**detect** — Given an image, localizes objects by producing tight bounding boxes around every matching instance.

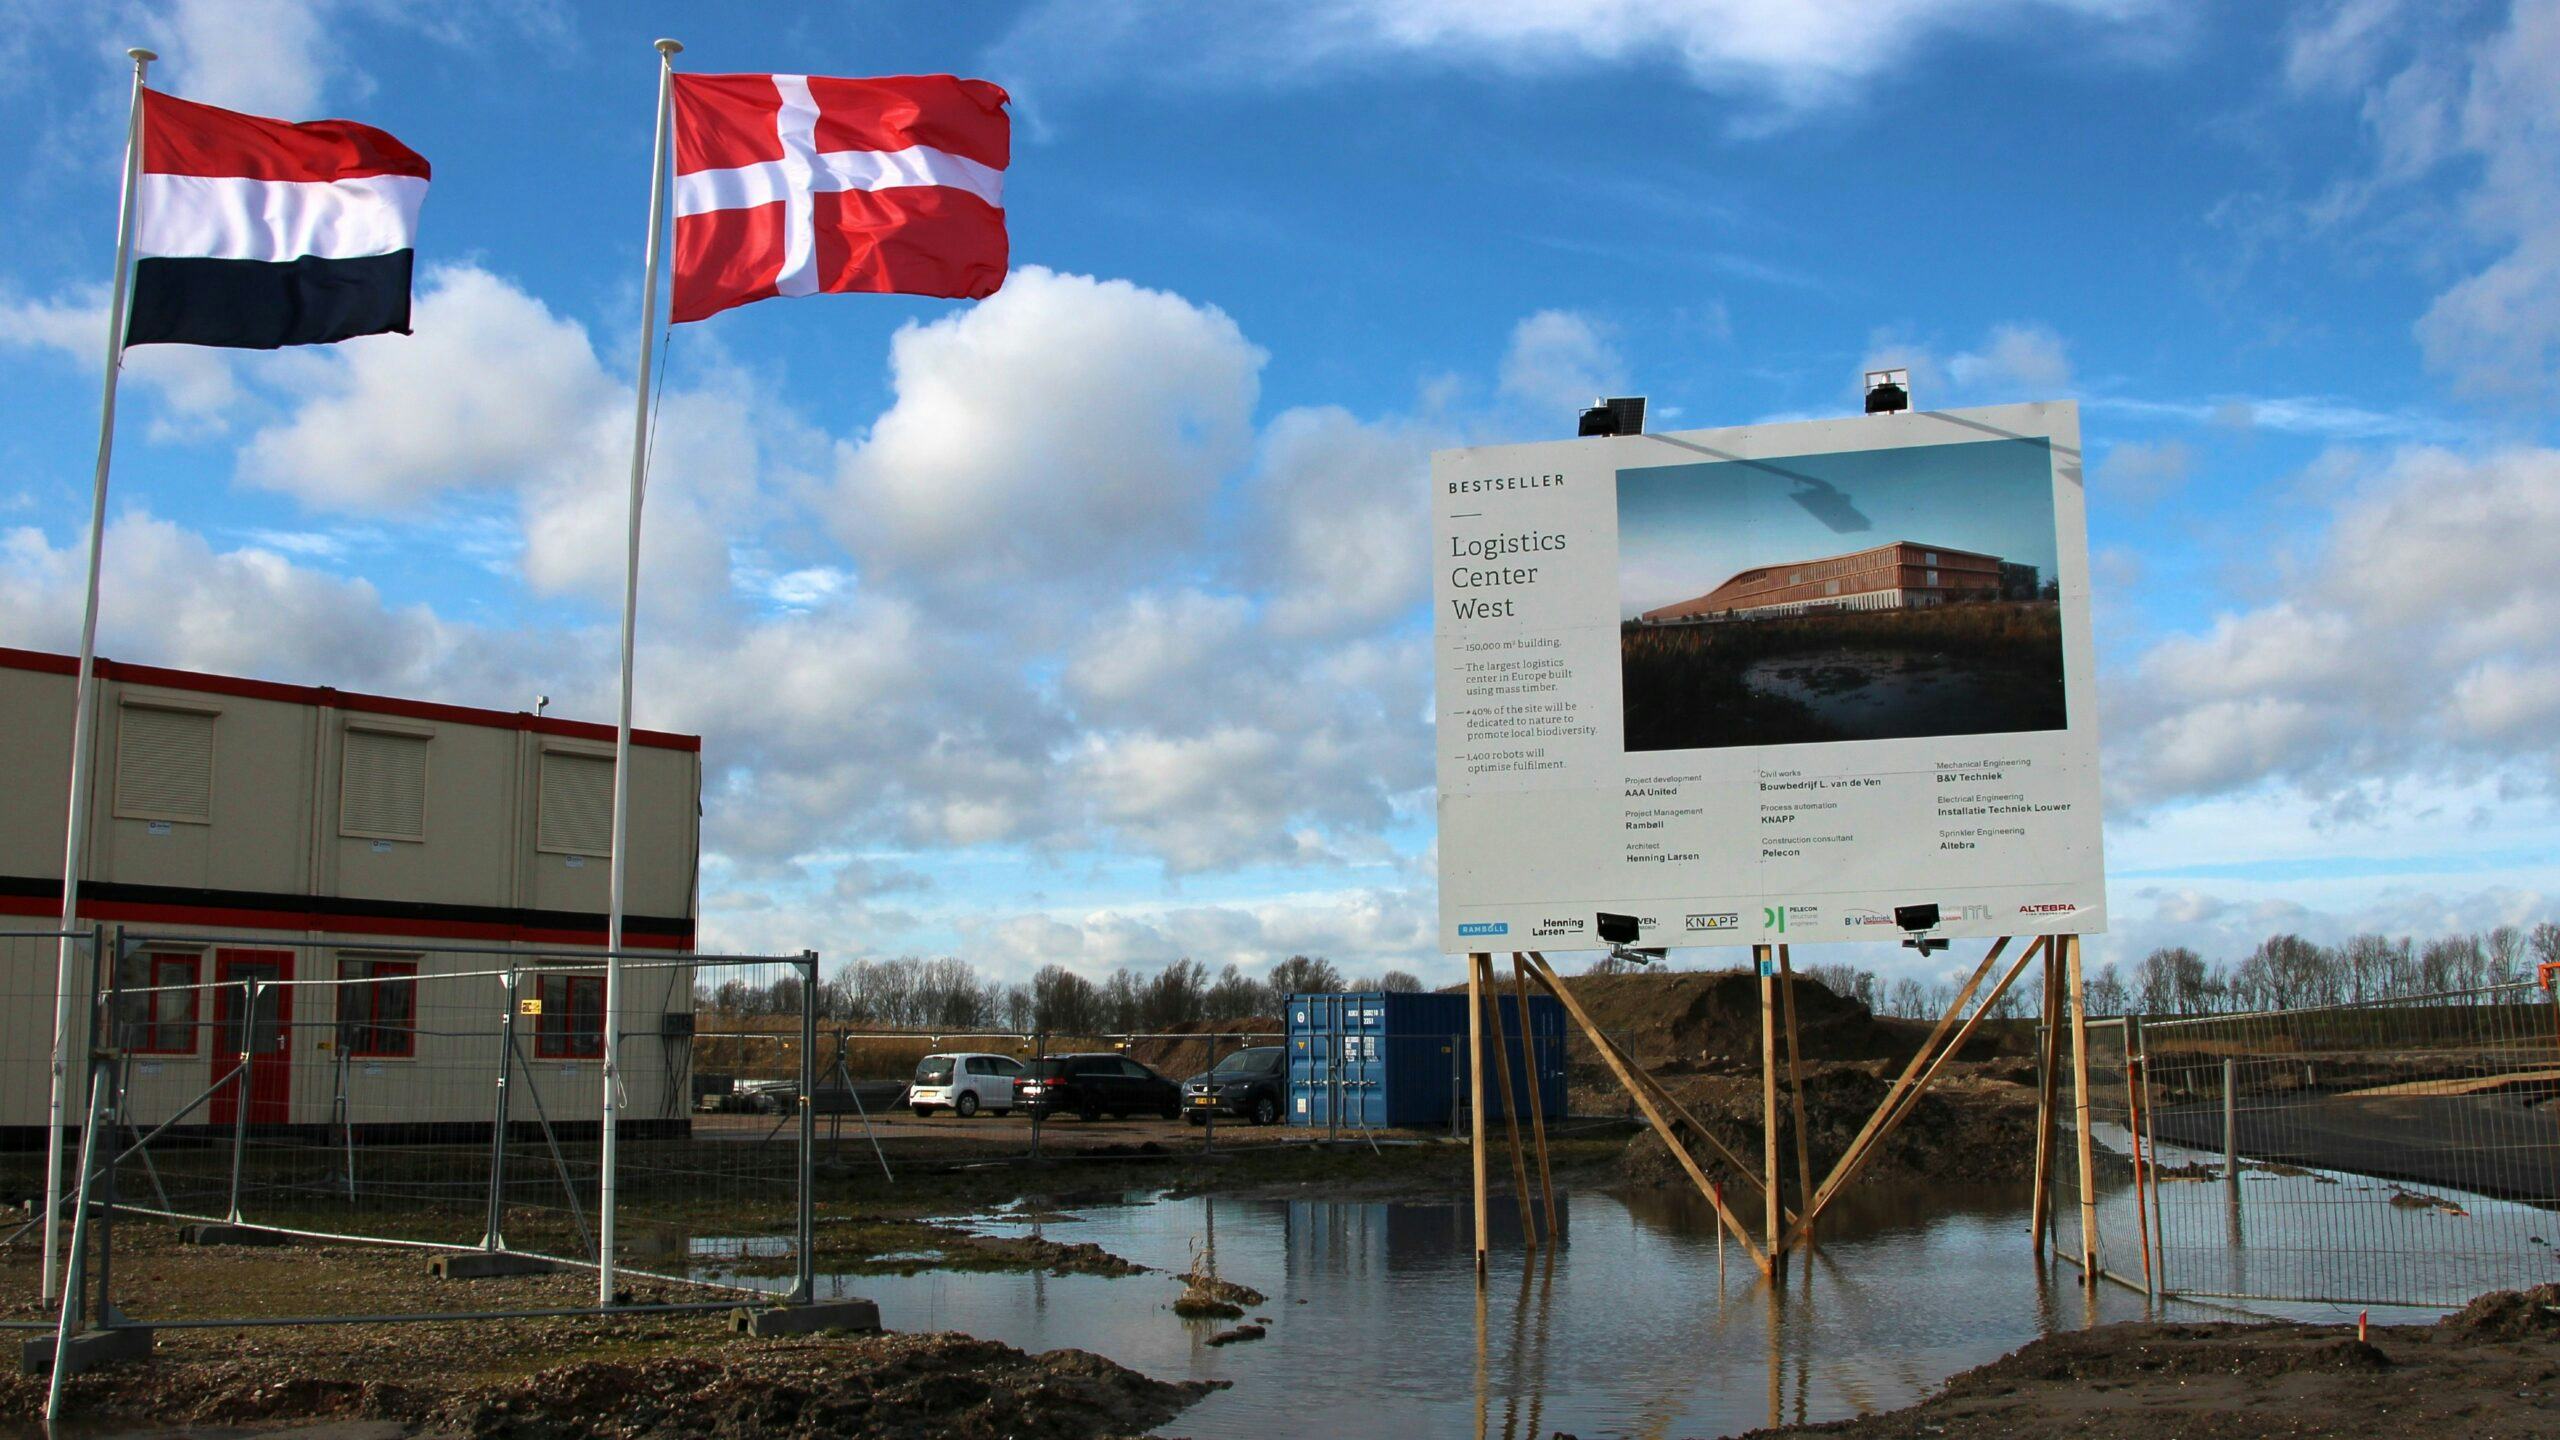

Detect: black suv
[1183,1046,1286,1126]
[1016,1054,1182,1121]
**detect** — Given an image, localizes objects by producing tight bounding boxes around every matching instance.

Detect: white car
[908,1051,1025,1118]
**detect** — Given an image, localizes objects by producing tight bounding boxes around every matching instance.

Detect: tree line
[699,922,2556,1034]
[699,953,1419,1035]
[1798,922,2560,1022]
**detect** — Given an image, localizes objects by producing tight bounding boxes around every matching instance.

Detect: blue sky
[2,1,2555,987]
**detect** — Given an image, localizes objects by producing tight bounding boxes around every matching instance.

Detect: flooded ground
[1740,648,2065,741]
[691,1160,2515,1440]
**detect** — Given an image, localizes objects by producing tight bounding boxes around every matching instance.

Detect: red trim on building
[0,892,694,951]
[0,645,700,753]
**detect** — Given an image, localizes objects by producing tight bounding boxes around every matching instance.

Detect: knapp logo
[1686,912,1740,932]
[1458,921,1510,937]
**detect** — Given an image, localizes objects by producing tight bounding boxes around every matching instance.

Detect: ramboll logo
[1458,921,1510,937]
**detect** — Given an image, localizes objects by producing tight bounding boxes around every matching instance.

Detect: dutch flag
[127,89,429,350]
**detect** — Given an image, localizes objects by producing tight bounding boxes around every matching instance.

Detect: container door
[210,948,294,1127]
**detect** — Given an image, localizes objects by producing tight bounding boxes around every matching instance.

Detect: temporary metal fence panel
[66,931,818,1332]
[2045,1015,2147,1295]
[2139,983,2560,1309]
[2,925,101,1317]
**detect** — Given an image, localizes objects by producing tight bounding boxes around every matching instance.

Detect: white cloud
[2109,444,2560,809]
[2094,438,2192,503]
[144,0,349,119]
[1243,406,1436,637]
[0,286,242,437]
[998,0,2167,120]
[830,267,1262,601]
[1947,321,2073,396]
[959,883,1437,979]
[1497,310,1623,412]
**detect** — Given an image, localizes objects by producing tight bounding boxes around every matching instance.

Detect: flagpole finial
[655,38,683,56]
[127,47,156,63]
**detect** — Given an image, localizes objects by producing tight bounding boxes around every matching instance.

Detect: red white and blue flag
[669,73,1009,323]
[127,89,429,349]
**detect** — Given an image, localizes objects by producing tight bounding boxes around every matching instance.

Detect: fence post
[482,969,520,1251]
[224,978,257,1224]
[45,1066,112,1423]
[796,952,817,1306]
[2222,1055,2239,1200]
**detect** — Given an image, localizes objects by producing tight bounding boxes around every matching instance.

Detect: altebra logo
[2018,903,2078,916]
[1686,912,1740,932]
[1458,921,1510,937]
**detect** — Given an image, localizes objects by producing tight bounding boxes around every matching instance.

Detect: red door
[210,949,294,1127]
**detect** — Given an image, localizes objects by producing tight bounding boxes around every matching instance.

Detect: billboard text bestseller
[1433,402,2104,953]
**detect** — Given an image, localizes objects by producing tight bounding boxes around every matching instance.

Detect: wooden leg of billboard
[1511,954,1559,1239]
[1479,953,1538,1249]
[1776,944,1815,1234]
[2029,943,2062,1258]
[1798,937,2013,1224]
[1469,951,1489,1280]
[2066,934,2099,1290]
[1523,952,1769,1274]
[1758,946,1782,1265]
[1785,937,2047,1248]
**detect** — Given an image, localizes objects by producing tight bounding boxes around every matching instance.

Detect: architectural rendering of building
[1638,540,2005,622]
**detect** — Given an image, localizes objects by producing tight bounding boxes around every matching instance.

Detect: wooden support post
[1510,955,1559,1240]
[1479,954,1538,1249]
[2066,934,2098,1289]
[1786,936,2047,1246]
[1776,944,1814,1229]
[1469,950,1489,1279]
[2125,1043,2154,1296]
[2029,942,2062,1257]
[1758,944,1781,1264]
[1800,937,2013,1218]
[1523,952,1769,1273]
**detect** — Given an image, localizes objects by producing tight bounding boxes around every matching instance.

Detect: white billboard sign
[1434,401,2103,953]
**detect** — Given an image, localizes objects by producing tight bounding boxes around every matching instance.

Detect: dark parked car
[1016,1053,1182,1121]
[1183,1046,1285,1126]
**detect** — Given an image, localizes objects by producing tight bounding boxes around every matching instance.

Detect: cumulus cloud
[0,287,241,437]
[831,267,1262,601]
[1242,406,1436,638]
[1947,322,2074,397]
[2095,438,2193,503]
[959,882,1436,978]
[2110,445,2560,809]
[1498,310,1624,413]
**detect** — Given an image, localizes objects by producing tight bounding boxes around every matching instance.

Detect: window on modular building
[114,701,215,823]
[538,751,614,856]
[1925,551,1938,565]
[341,725,429,842]
[338,956,420,1057]
[124,952,201,1054]
[1825,580,1840,596]
[536,972,607,1058]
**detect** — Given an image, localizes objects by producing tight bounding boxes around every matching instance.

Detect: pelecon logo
[2018,903,2079,916]
[1458,921,1510,937]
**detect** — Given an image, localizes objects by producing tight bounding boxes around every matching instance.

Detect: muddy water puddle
[695,1176,2441,1439]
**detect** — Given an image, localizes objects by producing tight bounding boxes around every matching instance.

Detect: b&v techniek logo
[2018,903,2079,916]
[1458,921,1510,937]
[1686,911,1740,932]
[1843,909,1898,928]
[1531,916,1588,938]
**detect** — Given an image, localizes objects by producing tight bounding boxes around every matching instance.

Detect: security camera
[1597,912,1640,945]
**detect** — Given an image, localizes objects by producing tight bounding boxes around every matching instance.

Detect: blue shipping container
[1284,991,1566,1129]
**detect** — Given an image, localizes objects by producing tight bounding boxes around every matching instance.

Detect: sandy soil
[1738,1285,2560,1440]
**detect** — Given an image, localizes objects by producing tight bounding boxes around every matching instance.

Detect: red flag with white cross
[668,72,1009,324]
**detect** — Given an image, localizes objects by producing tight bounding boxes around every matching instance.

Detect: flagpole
[43,45,155,1305]
[599,35,681,1307]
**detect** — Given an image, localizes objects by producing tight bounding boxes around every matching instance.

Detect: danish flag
[669,72,1010,324]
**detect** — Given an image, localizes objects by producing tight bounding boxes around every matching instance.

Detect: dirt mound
[433,1338,1218,1440]
[2441,1282,2560,1342]
[1615,1060,2040,1190]
[1962,1323,2392,1386]
[1531,968,2024,1072]
[1129,1017,1279,1073]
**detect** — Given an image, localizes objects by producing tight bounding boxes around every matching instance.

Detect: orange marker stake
[2358,1311,2369,1343]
